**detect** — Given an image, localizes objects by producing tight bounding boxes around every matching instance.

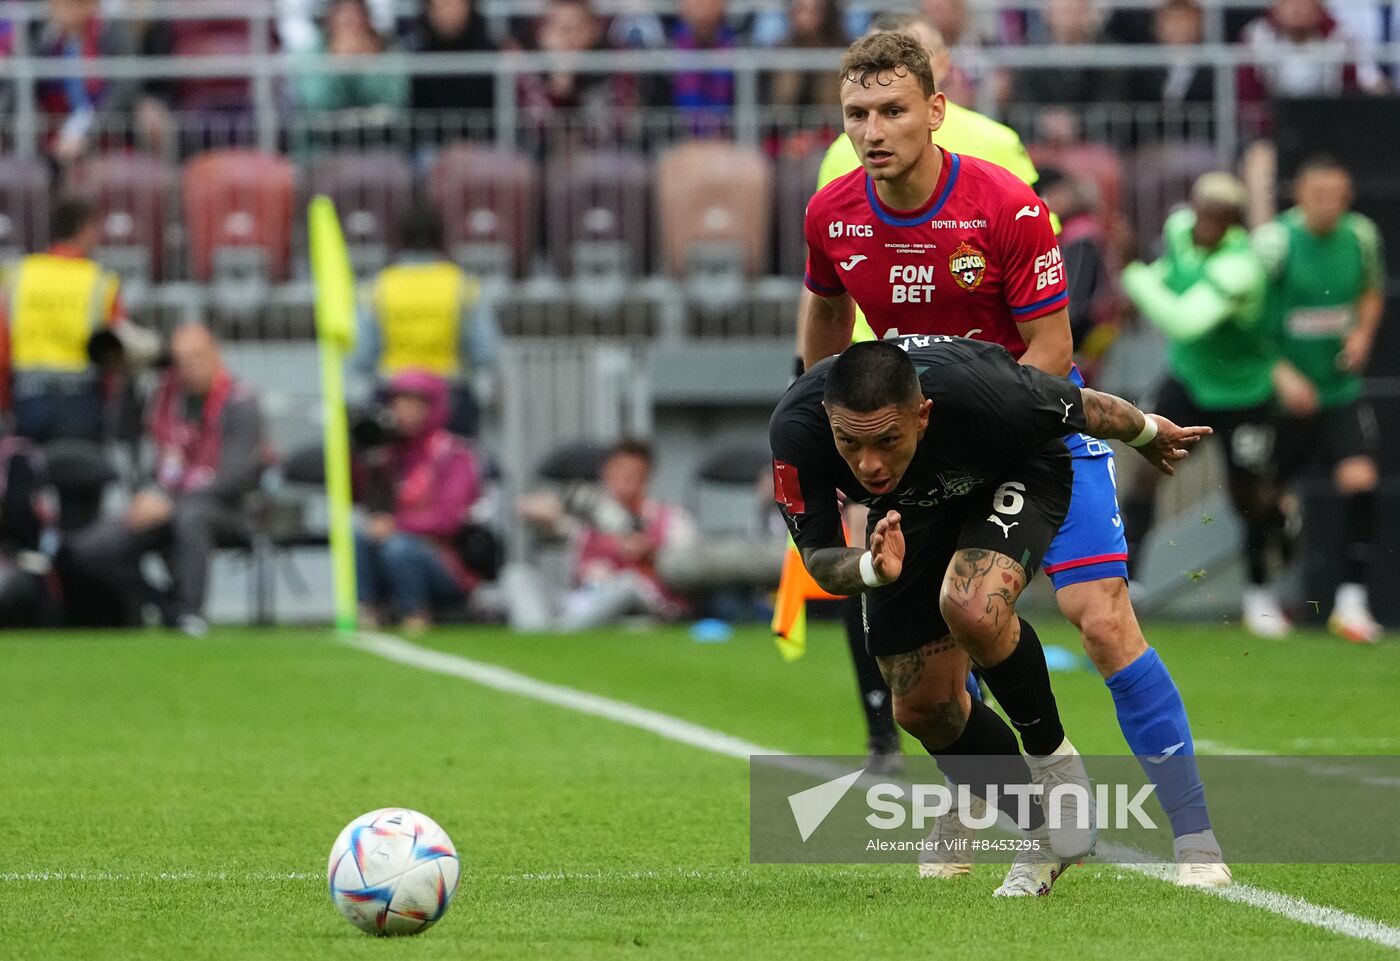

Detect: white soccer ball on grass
[327,807,460,936]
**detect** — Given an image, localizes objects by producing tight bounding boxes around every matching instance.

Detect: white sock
[1335,582,1370,615]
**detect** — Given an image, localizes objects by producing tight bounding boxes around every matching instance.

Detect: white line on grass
[0,871,320,882]
[346,631,1400,953]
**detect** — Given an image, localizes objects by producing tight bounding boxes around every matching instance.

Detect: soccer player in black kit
[770,338,1209,897]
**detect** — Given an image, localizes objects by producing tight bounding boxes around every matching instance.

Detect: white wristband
[859,551,887,588]
[1127,414,1159,448]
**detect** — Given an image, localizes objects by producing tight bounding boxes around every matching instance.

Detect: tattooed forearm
[800,546,871,596]
[1080,388,1148,442]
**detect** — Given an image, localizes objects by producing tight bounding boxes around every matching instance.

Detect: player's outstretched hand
[1137,414,1213,476]
[868,511,905,583]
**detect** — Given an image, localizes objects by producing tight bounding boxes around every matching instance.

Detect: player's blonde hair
[839,30,938,99]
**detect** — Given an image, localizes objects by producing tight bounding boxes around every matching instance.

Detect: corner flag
[309,196,358,634]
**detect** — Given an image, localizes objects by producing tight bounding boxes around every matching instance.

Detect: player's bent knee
[937,589,1000,646]
[892,693,967,750]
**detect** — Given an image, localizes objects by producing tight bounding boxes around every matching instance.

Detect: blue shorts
[1042,436,1129,590]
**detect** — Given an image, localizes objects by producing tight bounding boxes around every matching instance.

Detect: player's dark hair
[823,342,922,413]
[1296,153,1350,182]
[50,196,96,243]
[840,30,938,99]
[401,203,444,253]
[610,438,653,467]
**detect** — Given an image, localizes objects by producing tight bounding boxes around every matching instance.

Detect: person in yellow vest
[355,204,501,438]
[0,197,154,443]
[785,11,1045,775]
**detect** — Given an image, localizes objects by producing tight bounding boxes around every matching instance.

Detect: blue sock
[1105,647,1211,838]
[965,670,983,702]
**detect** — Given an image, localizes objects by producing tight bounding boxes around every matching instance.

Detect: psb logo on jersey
[949,241,987,291]
[828,220,873,239]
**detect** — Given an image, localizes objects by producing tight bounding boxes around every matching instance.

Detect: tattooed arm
[1080,387,1214,476]
[800,511,906,595]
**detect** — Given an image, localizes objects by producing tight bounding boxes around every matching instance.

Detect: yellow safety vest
[372,261,480,378]
[7,254,119,373]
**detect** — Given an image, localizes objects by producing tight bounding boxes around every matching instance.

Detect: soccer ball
[327,808,460,936]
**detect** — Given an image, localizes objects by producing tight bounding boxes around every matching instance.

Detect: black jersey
[769,336,1089,551]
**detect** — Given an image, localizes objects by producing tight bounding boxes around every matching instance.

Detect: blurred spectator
[1012,0,1128,108]
[33,0,142,165]
[1118,173,1286,638]
[1036,166,1121,359]
[294,0,408,115]
[0,198,158,443]
[1253,157,1385,642]
[920,0,995,106]
[408,0,496,117]
[278,0,397,53]
[606,0,666,49]
[659,0,739,122]
[66,323,268,636]
[1128,0,1213,107]
[1241,0,1386,105]
[765,0,848,110]
[355,204,500,440]
[516,440,697,631]
[519,0,636,137]
[1239,0,1387,223]
[355,370,489,633]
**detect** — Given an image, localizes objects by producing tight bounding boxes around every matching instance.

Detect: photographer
[517,439,696,631]
[353,369,489,633]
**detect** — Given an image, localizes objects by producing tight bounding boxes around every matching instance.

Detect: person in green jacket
[1119,172,1288,638]
[1253,156,1385,644]
[294,0,409,115]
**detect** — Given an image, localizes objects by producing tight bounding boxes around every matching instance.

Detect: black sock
[844,597,897,746]
[1244,509,1283,586]
[976,618,1066,757]
[933,699,1044,830]
[1343,490,1375,585]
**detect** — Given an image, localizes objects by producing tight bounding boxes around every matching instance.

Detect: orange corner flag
[771,536,842,661]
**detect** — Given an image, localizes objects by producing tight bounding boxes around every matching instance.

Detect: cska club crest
[949,241,987,291]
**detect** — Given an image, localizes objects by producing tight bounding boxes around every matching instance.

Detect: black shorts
[1276,399,1380,482]
[862,452,1072,658]
[1146,377,1276,481]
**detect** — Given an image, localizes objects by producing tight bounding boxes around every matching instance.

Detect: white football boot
[1174,829,1233,888]
[1025,738,1097,861]
[916,789,986,879]
[994,826,1074,897]
[1243,587,1290,639]
[1329,583,1382,645]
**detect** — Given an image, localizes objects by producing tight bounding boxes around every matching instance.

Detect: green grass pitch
[3,621,1399,959]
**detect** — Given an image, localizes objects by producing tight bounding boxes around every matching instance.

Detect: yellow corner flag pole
[309,196,358,634]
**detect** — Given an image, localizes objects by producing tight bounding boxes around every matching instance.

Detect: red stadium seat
[0,156,52,259]
[544,149,650,279]
[655,142,772,278]
[426,145,538,279]
[306,151,415,275]
[73,153,178,285]
[182,149,296,283]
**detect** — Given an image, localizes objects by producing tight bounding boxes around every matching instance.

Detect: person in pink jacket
[355,369,483,632]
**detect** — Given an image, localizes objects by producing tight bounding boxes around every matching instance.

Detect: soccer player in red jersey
[791,30,1230,887]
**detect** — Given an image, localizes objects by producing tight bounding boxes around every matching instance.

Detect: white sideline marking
[348,631,1400,952]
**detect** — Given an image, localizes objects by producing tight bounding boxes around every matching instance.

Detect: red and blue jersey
[803,148,1069,359]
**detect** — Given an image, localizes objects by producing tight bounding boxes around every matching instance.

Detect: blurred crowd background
[0,0,1395,636]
